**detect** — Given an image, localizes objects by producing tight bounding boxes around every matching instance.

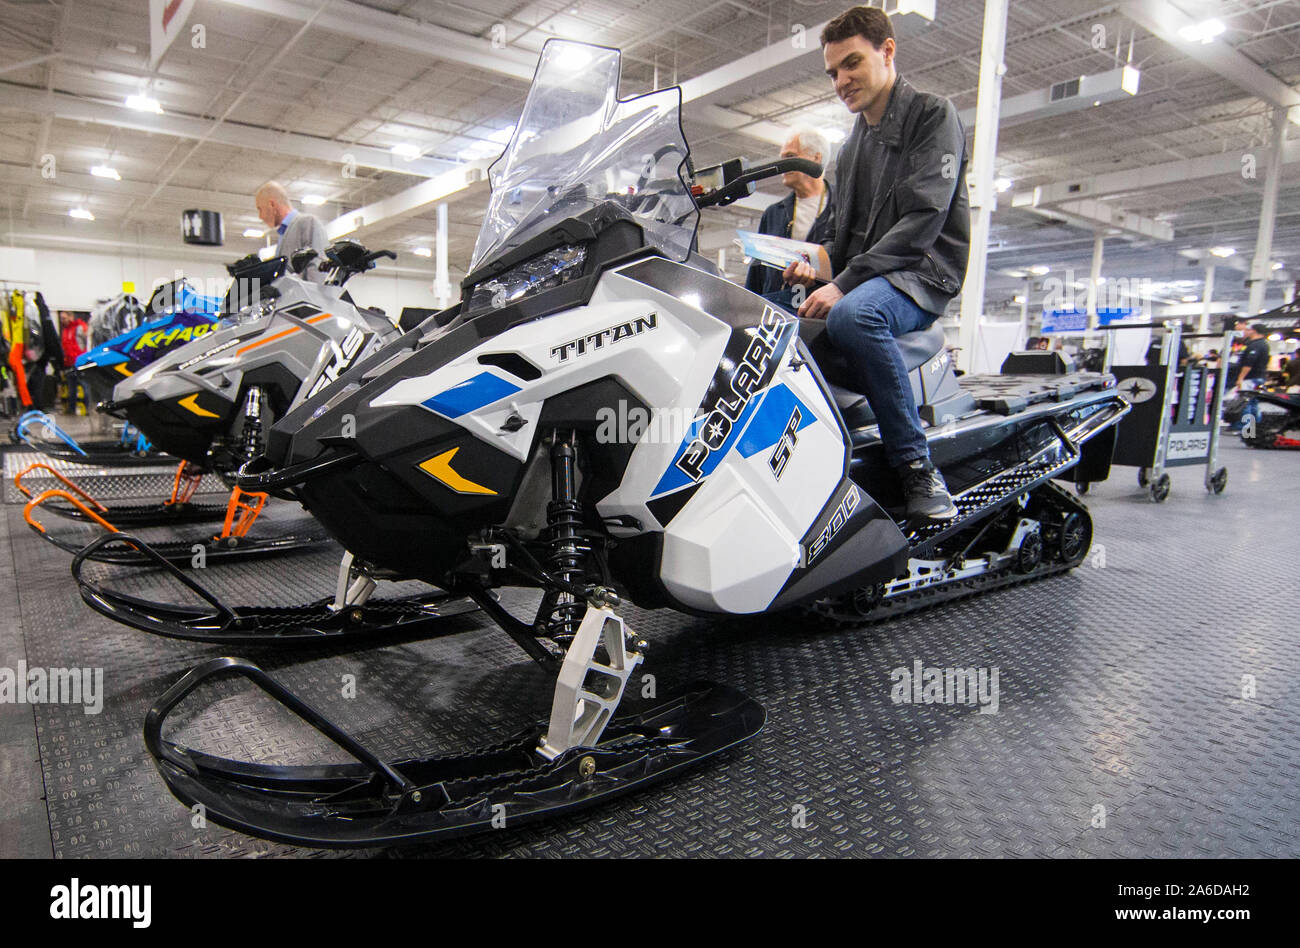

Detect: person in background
[745,129,835,298]
[1235,323,1271,391]
[779,5,971,521]
[1281,349,1300,391]
[255,181,330,283]
[59,310,90,415]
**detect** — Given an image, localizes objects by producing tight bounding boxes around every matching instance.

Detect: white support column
[957,0,1010,372]
[1019,277,1030,342]
[1199,263,1216,334]
[1248,108,1288,314]
[1086,234,1104,328]
[1286,281,1296,305]
[435,202,450,309]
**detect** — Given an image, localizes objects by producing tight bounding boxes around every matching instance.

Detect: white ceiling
[3,0,1300,313]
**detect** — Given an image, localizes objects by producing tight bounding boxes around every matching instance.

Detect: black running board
[144,658,765,848]
[811,481,1092,626]
[43,526,329,564]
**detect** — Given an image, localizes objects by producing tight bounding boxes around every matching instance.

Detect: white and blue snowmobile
[140,41,1128,846]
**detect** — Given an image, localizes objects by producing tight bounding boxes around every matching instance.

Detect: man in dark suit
[782,5,970,520]
[744,129,834,297]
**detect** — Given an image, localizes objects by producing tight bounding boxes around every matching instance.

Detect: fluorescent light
[1210,246,1236,258]
[1178,19,1225,45]
[125,94,163,114]
[1013,294,1025,303]
[995,177,1013,193]
[412,246,432,258]
[1029,264,1051,276]
[1092,100,1102,107]
[69,207,94,221]
[301,194,326,206]
[1182,295,1199,303]
[1269,333,1283,342]
[242,228,264,238]
[90,165,120,180]
[391,143,421,161]
[1121,65,1141,96]
[1272,261,1284,271]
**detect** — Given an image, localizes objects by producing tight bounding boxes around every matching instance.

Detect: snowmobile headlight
[464,244,587,318]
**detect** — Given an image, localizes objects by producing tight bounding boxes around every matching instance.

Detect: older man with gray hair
[744,127,835,297]
[255,181,330,283]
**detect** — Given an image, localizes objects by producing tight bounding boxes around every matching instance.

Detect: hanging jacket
[36,291,63,370]
[5,291,31,405]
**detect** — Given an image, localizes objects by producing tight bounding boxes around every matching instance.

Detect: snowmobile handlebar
[693,157,823,209]
[321,243,397,286]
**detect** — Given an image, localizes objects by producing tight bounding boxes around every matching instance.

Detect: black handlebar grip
[773,157,822,178]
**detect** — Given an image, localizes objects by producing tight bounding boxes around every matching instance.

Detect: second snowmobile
[1241,387,1300,448]
[143,41,1128,847]
[24,242,401,564]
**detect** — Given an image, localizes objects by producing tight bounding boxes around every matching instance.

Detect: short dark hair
[821,6,895,48]
[1251,323,1268,335]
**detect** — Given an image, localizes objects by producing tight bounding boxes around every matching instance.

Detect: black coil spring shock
[540,430,590,640]
[240,386,265,462]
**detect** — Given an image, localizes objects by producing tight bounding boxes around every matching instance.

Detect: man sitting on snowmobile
[779,5,969,521]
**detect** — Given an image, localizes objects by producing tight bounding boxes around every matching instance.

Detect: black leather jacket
[822,76,970,315]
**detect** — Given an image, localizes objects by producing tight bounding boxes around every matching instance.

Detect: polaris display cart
[1093,320,1235,501]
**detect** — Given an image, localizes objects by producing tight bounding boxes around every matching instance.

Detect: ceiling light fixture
[412,246,433,257]
[301,194,327,206]
[1178,19,1225,45]
[69,207,94,221]
[1029,264,1051,276]
[90,165,121,180]
[995,177,1013,193]
[391,143,421,161]
[125,94,163,114]
[1209,246,1236,258]
[242,228,265,238]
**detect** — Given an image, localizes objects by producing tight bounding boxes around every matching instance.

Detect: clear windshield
[469,41,698,273]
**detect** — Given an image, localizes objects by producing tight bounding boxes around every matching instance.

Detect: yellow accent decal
[417,447,497,496]
[178,393,219,418]
[114,364,133,377]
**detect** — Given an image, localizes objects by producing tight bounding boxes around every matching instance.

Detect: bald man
[255,181,329,283]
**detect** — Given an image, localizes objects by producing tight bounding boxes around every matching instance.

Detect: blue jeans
[766,278,936,467]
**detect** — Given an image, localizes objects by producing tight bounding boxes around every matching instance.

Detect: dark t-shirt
[1238,338,1270,381]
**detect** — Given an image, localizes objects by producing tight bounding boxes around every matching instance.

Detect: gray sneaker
[897,459,958,521]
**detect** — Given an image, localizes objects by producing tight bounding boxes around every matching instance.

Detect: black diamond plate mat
[3,440,1299,858]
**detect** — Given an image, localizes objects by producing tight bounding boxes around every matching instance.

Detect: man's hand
[798,282,843,320]
[783,260,818,287]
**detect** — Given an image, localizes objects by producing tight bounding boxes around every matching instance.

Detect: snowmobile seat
[798,320,973,430]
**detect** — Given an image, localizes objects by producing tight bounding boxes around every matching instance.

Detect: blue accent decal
[736,383,816,458]
[421,371,521,418]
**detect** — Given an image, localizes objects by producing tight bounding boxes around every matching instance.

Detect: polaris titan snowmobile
[25,243,398,565]
[142,41,1128,847]
[1241,387,1300,448]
